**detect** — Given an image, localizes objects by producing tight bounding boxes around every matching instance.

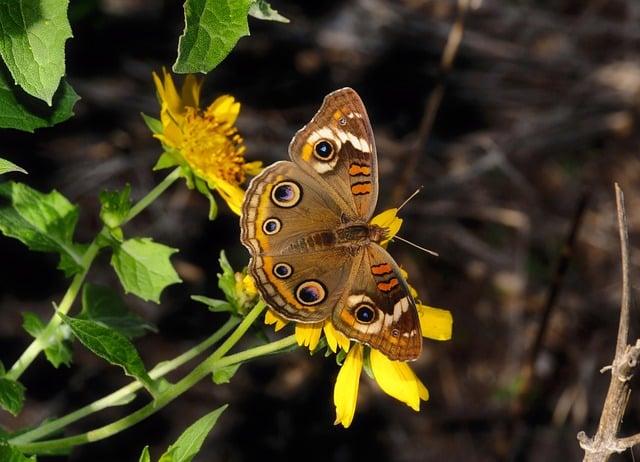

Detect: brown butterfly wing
[332,243,422,361]
[288,88,378,221]
[241,161,352,322]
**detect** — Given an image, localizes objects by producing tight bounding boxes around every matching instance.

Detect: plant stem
[14,304,297,455]
[10,316,240,445]
[5,168,181,382]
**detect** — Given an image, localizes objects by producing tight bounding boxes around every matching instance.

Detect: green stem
[10,316,240,446]
[5,168,182,382]
[15,304,294,455]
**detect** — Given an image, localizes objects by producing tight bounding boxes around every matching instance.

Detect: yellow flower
[151,69,262,215]
[260,201,452,426]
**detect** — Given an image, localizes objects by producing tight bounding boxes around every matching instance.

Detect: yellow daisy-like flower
[262,208,453,427]
[151,69,261,215]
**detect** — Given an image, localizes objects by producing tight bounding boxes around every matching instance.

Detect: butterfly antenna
[397,186,424,212]
[393,235,439,257]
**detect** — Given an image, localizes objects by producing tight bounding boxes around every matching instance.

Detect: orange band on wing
[371,263,393,276]
[377,278,399,292]
[348,163,371,176]
[351,182,372,195]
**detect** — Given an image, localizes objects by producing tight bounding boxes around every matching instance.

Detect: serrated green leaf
[0,158,27,175]
[80,283,155,339]
[249,0,289,22]
[153,152,181,171]
[141,112,162,134]
[110,237,182,303]
[22,311,72,368]
[0,441,36,462]
[0,69,79,132]
[212,363,240,384]
[0,1,73,104]
[190,295,232,313]
[160,405,227,462]
[0,377,25,416]
[0,182,84,277]
[99,185,132,229]
[138,446,151,462]
[173,0,251,74]
[60,314,158,397]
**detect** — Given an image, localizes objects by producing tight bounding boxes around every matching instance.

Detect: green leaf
[0,377,25,416]
[248,0,289,22]
[0,0,72,104]
[194,177,217,220]
[0,182,84,277]
[141,113,162,134]
[80,283,155,339]
[22,311,72,368]
[0,158,27,175]
[190,295,232,313]
[217,251,237,309]
[0,441,36,462]
[159,405,228,462]
[212,364,240,384]
[110,238,182,303]
[60,314,158,397]
[138,446,151,462]
[0,69,79,132]
[153,152,181,171]
[173,0,251,74]
[99,185,132,229]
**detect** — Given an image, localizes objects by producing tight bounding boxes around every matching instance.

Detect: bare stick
[577,183,640,461]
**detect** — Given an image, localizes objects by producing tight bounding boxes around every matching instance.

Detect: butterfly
[240,88,421,361]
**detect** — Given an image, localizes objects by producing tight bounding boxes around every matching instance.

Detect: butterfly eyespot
[354,304,376,324]
[271,181,302,208]
[262,218,281,235]
[338,117,347,126]
[313,140,335,161]
[295,280,327,306]
[391,329,400,337]
[273,263,292,279]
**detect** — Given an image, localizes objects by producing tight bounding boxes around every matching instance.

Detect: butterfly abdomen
[282,231,337,253]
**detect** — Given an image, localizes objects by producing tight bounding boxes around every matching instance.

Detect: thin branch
[578,183,640,462]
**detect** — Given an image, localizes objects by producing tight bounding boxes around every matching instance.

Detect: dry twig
[577,184,640,461]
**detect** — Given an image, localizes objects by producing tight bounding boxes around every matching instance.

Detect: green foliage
[248,0,289,22]
[141,113,163,135]
[139,446,151,462]
[212,364,240,384]
[0,72,79,132]
[0,441,36,462]
[158,405,228,462]
[173,0,251,74]
[80,283,155,339]
[194,177,218,220]
[110,237,182,303]
[217,251,239,310]
[22,311,72,368]
[0,158,26,175]
[0,362,26,416]
[60,314,159,397]
[191,295,232,313]
[0,0,72,105]
[99,185,132,232]
[0,182,84,277]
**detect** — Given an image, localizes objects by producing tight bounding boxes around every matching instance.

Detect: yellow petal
[334,344,363,428]
[295,322,323,351]
[418,305,453,341]
[264,310,288,332]
[398,268,419,299]
[243,161,263,176]
[181,74,203,109]
[323,321,351,353]
[370,208,403,246]
[242,274,258,297]
[209,95,240,127]
[160,68,185,122]
[370,349,428,411]
[214,180,246,216]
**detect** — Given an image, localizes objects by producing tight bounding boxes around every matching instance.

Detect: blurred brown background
[2,0,640,460]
